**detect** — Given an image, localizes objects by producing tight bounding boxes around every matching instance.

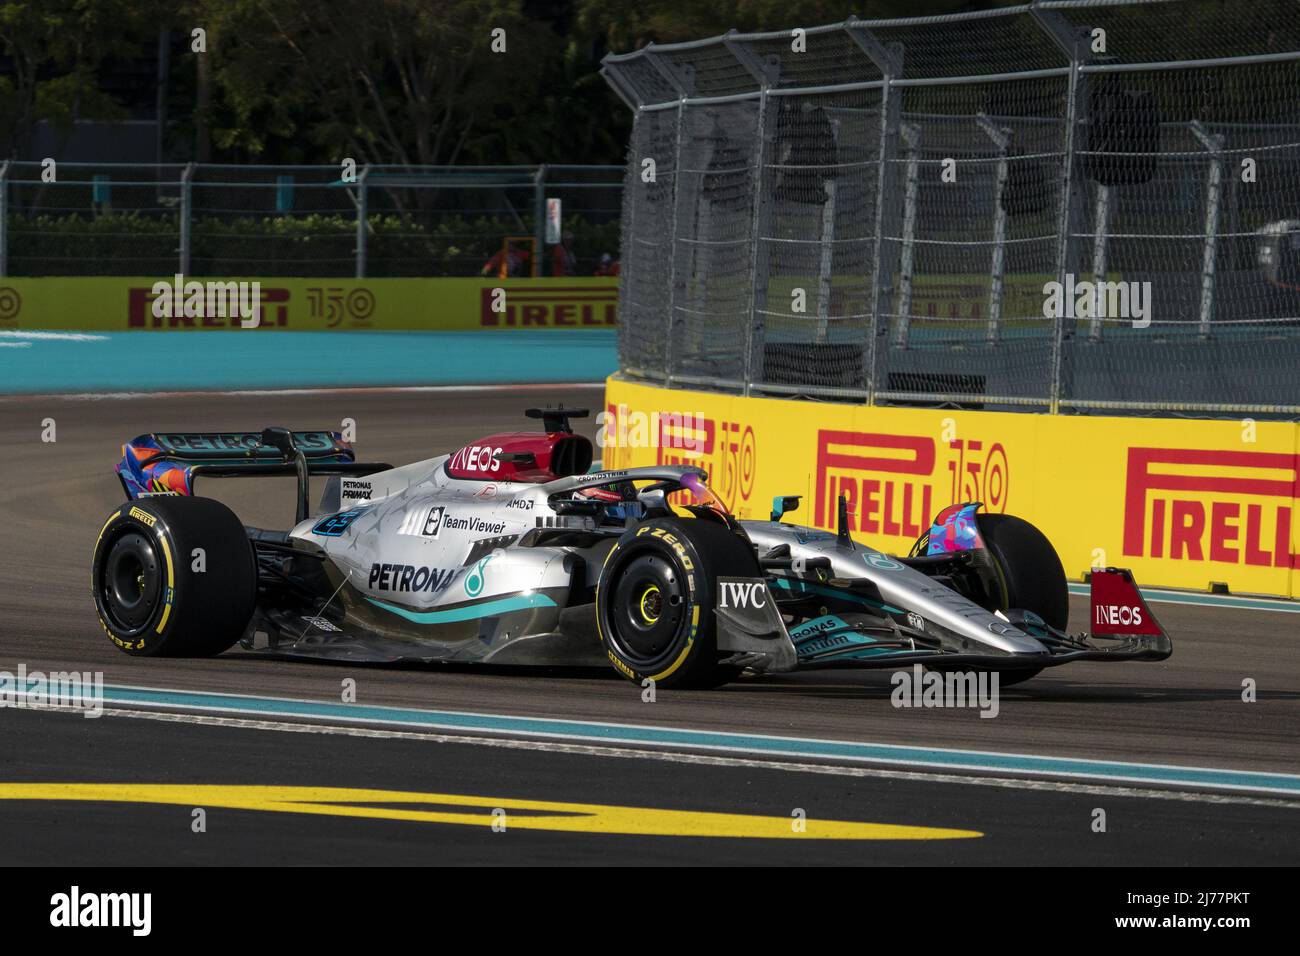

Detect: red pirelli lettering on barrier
[1123,447,1300,567]
[480,286,617,327]
[814,430,1010,539]
[601,409,1011,531]
[815,431,935,538]
[128,287,289,328]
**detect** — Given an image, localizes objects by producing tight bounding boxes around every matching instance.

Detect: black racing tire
[596,517,758,689]
[92,496,257,657]
[976,513,1069,631]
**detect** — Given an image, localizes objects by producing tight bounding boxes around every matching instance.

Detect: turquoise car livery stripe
[366,592,557,624]
[772,576,904,614]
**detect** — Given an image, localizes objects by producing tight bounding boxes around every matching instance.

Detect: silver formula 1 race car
[92,407,1171,688]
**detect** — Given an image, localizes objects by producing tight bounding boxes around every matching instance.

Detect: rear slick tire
[92,496,257,657]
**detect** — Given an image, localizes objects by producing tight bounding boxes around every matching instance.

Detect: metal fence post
[867,74,902,404]
[533,163,548,278]
[727,38,777,396]
[892,123,920,349]
[590,62,646,377]
[643,51,692,386]
[743,96,778,392]
[179,162,195,276]
[1047,60,1081,413]
[1190,121,1224,338]
[815,176,837,345]
[0,161,8,278]
[659,97,689,386]
[865,76,896,404]
[614,113,640,376]
[1033,7,1084,415]
[849,23,904,404]
[1088,182,1111,341]
[978,115,1011,344]
[355,164,370,279]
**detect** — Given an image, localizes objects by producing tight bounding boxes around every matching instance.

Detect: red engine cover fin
[445,431,593,483]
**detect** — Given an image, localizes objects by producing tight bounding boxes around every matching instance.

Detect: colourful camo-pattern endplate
[117,436,193,497]
[926,502,984,555]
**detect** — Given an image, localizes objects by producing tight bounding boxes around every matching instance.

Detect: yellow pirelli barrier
[0,277,618,331]
[603,376,1300,599]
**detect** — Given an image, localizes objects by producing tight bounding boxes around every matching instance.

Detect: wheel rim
[607,552,686,665]
[99,532,161,633]
[637,584,662,624]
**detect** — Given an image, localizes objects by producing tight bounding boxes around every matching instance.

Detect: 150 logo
[0,286,21,322]
[651,412,756,513]
[308,286,375,327]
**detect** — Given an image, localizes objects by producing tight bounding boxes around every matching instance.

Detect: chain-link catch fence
[603,0,1300,415]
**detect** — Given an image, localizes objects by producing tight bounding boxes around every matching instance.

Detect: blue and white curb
[24,682,1300,798]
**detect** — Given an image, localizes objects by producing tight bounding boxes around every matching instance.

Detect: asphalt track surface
[0,386,1297,865]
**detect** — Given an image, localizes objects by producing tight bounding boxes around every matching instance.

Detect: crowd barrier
[603,376,1300,598]
[0,278,618,331]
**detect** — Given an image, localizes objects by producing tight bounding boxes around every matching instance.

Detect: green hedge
[5,211,622,277]
[8,211,179,276]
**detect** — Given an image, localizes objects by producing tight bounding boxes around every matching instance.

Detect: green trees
[0,0,167,158]
[2,0,993,166]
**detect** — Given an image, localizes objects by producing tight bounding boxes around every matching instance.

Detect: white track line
[57,705,1299,810]
[0,330,108,341]
[60,682,1300,798]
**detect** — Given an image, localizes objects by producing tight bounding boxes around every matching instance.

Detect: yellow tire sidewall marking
[155,532,174,634]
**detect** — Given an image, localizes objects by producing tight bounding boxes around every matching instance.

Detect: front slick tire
[976,512,1069,630]
[92,496,256,657]
[597,517,758,689]
[972,512,1070,688]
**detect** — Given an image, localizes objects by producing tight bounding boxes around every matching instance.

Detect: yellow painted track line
[0,783,980,841]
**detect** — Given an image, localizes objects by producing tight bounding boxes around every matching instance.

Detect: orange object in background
[481,237,537,279]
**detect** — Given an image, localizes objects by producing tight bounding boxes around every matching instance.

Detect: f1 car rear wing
[116,428,392,523]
